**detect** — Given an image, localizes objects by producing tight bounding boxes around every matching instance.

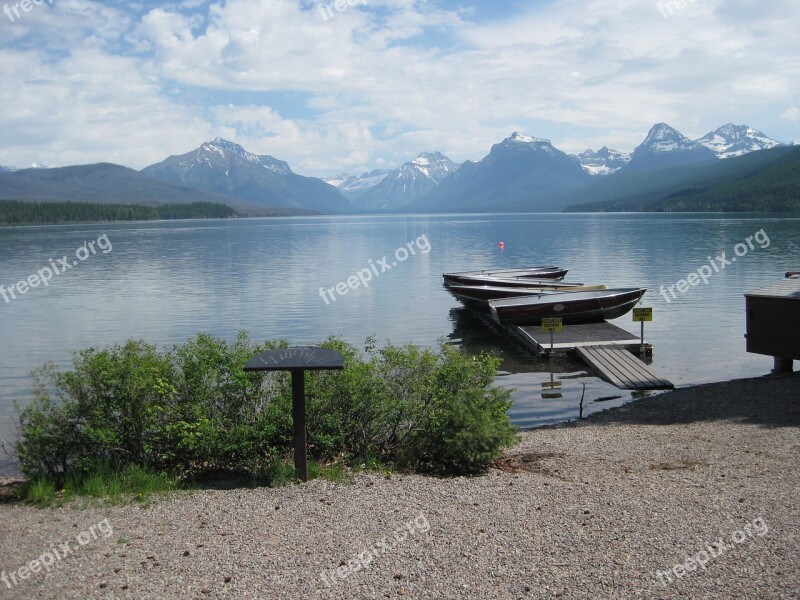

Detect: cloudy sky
[1,0,798,176]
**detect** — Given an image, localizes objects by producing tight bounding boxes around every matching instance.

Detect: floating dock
[472,312,672,390]
[514,321,648,358]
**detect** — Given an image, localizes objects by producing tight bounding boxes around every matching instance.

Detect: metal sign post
[632,307,653,346]
[540,317,563,359]
[244,347,345,481]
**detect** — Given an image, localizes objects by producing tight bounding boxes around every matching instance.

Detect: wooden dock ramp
[576,345,673,390]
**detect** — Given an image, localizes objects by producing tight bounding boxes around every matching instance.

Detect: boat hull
[447,283,609,310]
[443,271,569,286]
[488,288,647,325]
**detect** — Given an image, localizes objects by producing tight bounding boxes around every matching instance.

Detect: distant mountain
[565,145,800,213]
[648,146,800,212]
[0,163,294,216]
[323,169,390,199]
[2,123,790,216]
[575,147,631,175]
[142,138,347,213]
[413,132,591,212]
[625,123,718,172]
[0,163,47,173]
[354,152,459,210]
[696,123,782,159]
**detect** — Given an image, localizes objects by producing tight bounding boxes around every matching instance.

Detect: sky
[1,0,799,177]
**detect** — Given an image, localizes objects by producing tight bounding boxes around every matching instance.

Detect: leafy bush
[15,334,516,483]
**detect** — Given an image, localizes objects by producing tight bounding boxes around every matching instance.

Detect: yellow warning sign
[541,317,563,333]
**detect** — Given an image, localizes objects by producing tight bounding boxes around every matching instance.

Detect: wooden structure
[514,321,647,358]
[576,345,674,390]
[472,313,672,390]
[745,275,800,374]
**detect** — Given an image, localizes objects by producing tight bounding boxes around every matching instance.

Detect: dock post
[773,358,794,374]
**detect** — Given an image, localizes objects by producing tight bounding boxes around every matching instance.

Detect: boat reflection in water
[446,306,642,429]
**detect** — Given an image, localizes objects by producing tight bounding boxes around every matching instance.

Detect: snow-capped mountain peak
[351,151,460,210]
[404,152,457,181]
[493,132,564,159]
[0,163,48,172]
[696,123,782,159]
[322,173,352,187]
[626,123,718,171]
[323,169,391,196]
[575,147,631,176]
[141,139,345,213]
[411,151,449,167]
[192,138,292,174]
[638,123,697,152]
[508,131,550,144]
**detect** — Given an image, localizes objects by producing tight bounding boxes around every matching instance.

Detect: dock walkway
[472,312,673,390]
[576,345,674,390]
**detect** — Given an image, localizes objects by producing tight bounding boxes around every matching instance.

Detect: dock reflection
[446,306,644,429]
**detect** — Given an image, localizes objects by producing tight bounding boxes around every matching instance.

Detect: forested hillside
[0,200,238,225]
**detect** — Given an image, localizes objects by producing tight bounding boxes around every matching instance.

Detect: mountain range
[0,123,792,214]
[343,152,460,210]
[324,170,391,199]
[0,163,302,216]
[141,138,344,213]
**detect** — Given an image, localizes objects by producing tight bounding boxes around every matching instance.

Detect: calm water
[1,213,798,472]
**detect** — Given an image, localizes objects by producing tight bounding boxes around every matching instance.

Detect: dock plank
[576,345,673,390]
[590,346,664,389]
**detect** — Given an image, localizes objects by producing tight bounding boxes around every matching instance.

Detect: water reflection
[446,305,652,429]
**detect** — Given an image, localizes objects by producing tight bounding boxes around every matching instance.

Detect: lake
[1,213,798,472]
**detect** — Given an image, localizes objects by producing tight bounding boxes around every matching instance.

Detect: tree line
[0,200,239,225]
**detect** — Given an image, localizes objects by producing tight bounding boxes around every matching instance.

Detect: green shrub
[14,333,517,484]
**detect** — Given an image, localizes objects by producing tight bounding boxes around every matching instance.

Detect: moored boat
[447,283,609,310]
[443,267,568,285]
[488,288,647,325]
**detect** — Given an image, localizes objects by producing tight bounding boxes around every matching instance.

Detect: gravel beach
[1,372,798,599]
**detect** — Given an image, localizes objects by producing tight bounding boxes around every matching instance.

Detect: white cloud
[781,107,800,122]
[1,0,798,174]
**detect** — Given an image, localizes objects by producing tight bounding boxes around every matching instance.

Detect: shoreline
[1,370,794,483]
[1,371,798,598]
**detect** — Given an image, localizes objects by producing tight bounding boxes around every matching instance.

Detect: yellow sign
[633,307,653,322]
[541,317,563,333]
